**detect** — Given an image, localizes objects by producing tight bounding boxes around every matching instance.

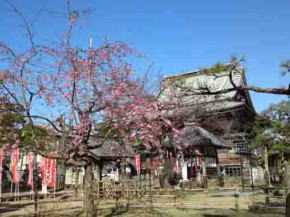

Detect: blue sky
[0,0,290,112]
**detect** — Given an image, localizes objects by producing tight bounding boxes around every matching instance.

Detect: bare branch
[1,81,26,110]
[0,42,17,58]
[177,83,290,96]
[172,57,290,97]
[242,85,290,95]
[67,158,87,167]
[5,0,36,52]
[27,115,66,133]
[32,148,65,160]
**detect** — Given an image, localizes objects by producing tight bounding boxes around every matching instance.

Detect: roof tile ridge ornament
[184,122,197,126]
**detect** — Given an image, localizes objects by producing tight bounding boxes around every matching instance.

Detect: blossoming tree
[0,1,175,216]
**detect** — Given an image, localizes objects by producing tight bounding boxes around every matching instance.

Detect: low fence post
[265,187,270,212]
[173,190,177,208]
[234,187,239,211]
[286,192,290,217]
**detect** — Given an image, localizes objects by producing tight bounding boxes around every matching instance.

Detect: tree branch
[27,115,66,133]
[178,84,290,96]
[243,85,290,95]
[5,0,36,52]
[67,158,87,167]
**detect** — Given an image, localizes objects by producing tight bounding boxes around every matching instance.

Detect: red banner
[47,158,56,187]
[10,146,19,183]
[41,156,56,187]
[27,152,33,186]
[135,155,140,174]
[0,149,3,184]
[41,157,47,186]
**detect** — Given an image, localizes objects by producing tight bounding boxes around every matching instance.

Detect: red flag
[41,157,47,186]
[135,155,140,174]
[27,152,33,186]
[47,158,56,187]
[0,149,3,184]
[10,146,19,183]
[41,156,56,187]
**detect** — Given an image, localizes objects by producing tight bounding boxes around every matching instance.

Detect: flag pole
[0,180,1,202]
[28,152,34,200]
[18,180,20,201]
[54,160,56,200]
[17,182,19,201]
[31,164,34,200]
[0,179,2,203]
[0,148,3,203]
[10,182,13,196]
[14,181,16,201]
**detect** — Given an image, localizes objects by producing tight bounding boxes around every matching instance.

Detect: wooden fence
[1,179,288,216]
[249,186,288,214]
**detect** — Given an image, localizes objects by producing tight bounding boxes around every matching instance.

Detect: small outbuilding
[89,139,134,181]
[173,124,230,182]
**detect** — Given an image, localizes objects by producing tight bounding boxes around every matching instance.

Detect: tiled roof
[89,139,134,160]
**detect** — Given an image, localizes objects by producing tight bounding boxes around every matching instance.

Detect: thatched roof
[89,139,134,161]
[174,125,230,151]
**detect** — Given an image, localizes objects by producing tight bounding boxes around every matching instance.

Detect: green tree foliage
[20,123,54,152]
[0,96,25,146]
[0,96,53,151]
[254,100,290,157]
[262,100,290,123]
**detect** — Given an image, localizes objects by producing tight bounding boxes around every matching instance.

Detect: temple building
[159,64,264,184]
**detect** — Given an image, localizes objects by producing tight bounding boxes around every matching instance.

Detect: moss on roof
[199,63,231,74]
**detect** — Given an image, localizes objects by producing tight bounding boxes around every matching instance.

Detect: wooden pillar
[239,153,245,192]
[202,156,207,188]
[215,149,221,177]
[202,158,207,176]
[195,156,201,183]
[249,157,255,192]
[98,162,104,181]
[181,158,188,181]
[234,187,239,211]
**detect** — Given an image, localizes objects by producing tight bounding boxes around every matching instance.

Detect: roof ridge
[164,63,236,79]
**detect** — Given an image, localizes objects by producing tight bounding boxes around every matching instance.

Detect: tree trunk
[97,162,103,181]
[264,146,271,187]
[57,160,66,190]
[83,163,96,217]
